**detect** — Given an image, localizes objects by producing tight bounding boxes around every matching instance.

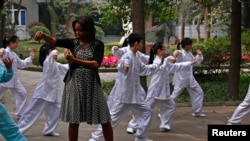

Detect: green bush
[178,72,250,102]
[192,36,231,81]
[104,42,120,53]
[57,57,68,64]
[29,26,51,38]
[95,26,105,40]
[27,21,45,30]
[241,29,250,55]
[32,53,40,66]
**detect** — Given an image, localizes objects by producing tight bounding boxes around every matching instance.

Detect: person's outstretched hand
[64,49,74,60]
[3,58,13,69]
[30,48,36,57]
[34,31,44,41]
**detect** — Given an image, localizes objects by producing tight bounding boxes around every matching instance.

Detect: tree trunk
[65,0,74,31]
[65,0,81,31]
[204,5,211,42]
[47,1,57,37]
[131,0,147,92]
[10,0,22,35]
[179,14,185,41]
[0,0,6,47]
[227,0,241,100]
[196,18,201,43]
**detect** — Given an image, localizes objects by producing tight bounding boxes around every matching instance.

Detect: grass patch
[102,72,250,102]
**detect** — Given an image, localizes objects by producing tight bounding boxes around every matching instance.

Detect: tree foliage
[99,0,178,26]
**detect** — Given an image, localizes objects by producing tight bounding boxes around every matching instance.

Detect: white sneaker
[135,137,153,141]
[160,125,171,132]
[226,122,240,125]
[192,113,206,117]
[126,127,136,134]
[44,132,60,137]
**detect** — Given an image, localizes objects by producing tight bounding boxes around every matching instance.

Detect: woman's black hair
[39,43,56,66]
[148,42,163,64]
[72,16,96,41]
[177,38,192,49]
[2,35,18,48]
[127,33,143,47]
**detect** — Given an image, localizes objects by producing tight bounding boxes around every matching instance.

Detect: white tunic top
[32,52,68,103]
[172,49,203,88]
[0,47,33,88]
[111,49,160,104]
[147,56,192,100]
[112,46,149,64]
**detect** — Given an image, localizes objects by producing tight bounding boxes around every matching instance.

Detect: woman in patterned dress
[33,16,113,141]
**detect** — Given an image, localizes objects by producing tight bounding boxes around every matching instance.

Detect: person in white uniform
[18,44,68,136]
[89,33,161,141]
[110,39,151,134]
[171,37,205,117]
[126,42,197,132]
[0,35,35,118]
[227,85,250,125]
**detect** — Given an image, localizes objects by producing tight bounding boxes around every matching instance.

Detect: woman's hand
[34,31,44,41]
[3,58,13,69]
[64,49,74,60]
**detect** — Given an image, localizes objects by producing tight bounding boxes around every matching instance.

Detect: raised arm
[34,31,57,45]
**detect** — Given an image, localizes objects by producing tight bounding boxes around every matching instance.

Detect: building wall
[11,0,39,40]
[172,25,228,39]
[22,0,39,25]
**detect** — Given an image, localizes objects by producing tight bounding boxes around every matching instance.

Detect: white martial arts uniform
[18,50,68,135]
[0,47,33,117]
[111,45,149,64]
[227,85,250,124]
[110,46,149,130]
[171,49,204,115]
[89,49,160,141]
[127,56,193,131]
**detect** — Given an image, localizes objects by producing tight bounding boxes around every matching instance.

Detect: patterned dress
[56,39,111,124]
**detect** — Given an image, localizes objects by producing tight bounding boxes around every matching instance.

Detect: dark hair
[177,38,192,49]
[127,33,143,47]
[39,43,56,66]
[72,16,96,41]
[2,35,19,48]
[122,37,128,47]
[148,42,163,64]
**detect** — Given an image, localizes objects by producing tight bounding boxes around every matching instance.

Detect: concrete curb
[177,101,241,107]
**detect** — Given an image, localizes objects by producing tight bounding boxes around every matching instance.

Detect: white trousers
[127,97,176,129]
[0,82,28,117]
[171,84,204,114]
[228,86,250,124]
[17,98,60,135]
[91,102,152,140]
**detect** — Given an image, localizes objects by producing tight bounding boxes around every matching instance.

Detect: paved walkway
[1,69,249,141]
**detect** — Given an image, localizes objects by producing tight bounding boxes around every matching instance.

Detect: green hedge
[29,26,51,38]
